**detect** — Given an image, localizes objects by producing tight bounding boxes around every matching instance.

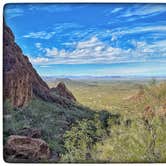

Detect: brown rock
[3,20,77,108]
[143,105,155,120]
[3,21,47,107]
[4,135,50,161]
[3,20,50,107]
[51,82,76,102]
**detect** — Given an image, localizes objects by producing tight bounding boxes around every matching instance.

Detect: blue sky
[4,3,166,77]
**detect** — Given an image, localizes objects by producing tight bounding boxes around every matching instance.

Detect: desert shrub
[61,111,121,162]
[3,98,95,155]
[98,110,110,129]
[91,116,166,162]
[90,82,166,162]
[61,116,106,162]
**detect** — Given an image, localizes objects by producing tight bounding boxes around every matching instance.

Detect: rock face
[4,135,50,161]
[3,21,77,108]
[3,21,50,107]
[3,21,77,107]
[51,82,76,102]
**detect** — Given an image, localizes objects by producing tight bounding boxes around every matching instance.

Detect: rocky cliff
[3,21,51,107]
[50,82,76,102]
[3,21,76,107]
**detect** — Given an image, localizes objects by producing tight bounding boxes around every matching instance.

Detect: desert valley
[3,21,166,163]
[3,3,166,163]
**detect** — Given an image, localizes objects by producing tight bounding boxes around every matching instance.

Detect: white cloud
[35,43,44,51]
[111,34,117,41]
[62,42,76,46]
[124,4,166,17]
[35,43,58,57]
[28,4,72,13]
[77,36,100,49]
[109,25,166,40]
[5,8,24,18]
[45,47,58,57]
[30,36,166,65]
[30,57,49,64]
[30,36,131,64]
[23,31,55,39]
[111,8,123,13]
[35,43,42,48]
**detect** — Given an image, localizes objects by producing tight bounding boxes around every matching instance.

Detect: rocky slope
[3,20,95,162]
[50,82,76,102]
[3,21,76,108]
[3,21,49,107]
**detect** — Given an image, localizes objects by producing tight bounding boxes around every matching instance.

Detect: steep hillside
[3,21,51,107]
[3,21,120,163]
[3,21,97,162]
[3,21,78,108]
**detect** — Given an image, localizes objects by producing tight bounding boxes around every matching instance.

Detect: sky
[4,3,166,77]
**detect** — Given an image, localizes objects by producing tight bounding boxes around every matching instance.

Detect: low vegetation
[3,96,95,157]
[4,79,166,162]
[59,79,166,162]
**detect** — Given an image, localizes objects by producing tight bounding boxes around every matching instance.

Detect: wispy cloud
[30,36,166,65]
[5,8,24,19]
[45,47,58,57]
[123,4,166,17]
[6,3,166,72]
[30,57,49,63]
[28,4,89,13]
[111,7,123,13]
[105,4,166,23]
[108,25,166,41]
[23,31,55,39]
[104,7,123,17]
[28,4,72,13]
[35,43,44,51]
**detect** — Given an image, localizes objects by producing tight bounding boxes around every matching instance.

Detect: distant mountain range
[43,75,166,81]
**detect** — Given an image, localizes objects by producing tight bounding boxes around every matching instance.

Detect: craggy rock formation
[50,82,76,102]
[4,135,50,161]
[3,21,50,107]
[3,21,76,107]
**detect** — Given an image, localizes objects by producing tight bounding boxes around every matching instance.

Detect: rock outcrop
[3,21,50,107]
[4,135,50,161]
[50,82,76,102]
[3,21,76,107]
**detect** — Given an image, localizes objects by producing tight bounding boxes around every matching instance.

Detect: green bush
[61,118,103,162]
[3,97,95,155]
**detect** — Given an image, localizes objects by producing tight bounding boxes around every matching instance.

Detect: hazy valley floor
[47,78,166,162]
[4,78,166,162]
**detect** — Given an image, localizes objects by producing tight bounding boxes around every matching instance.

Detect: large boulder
[4,135,50,161]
